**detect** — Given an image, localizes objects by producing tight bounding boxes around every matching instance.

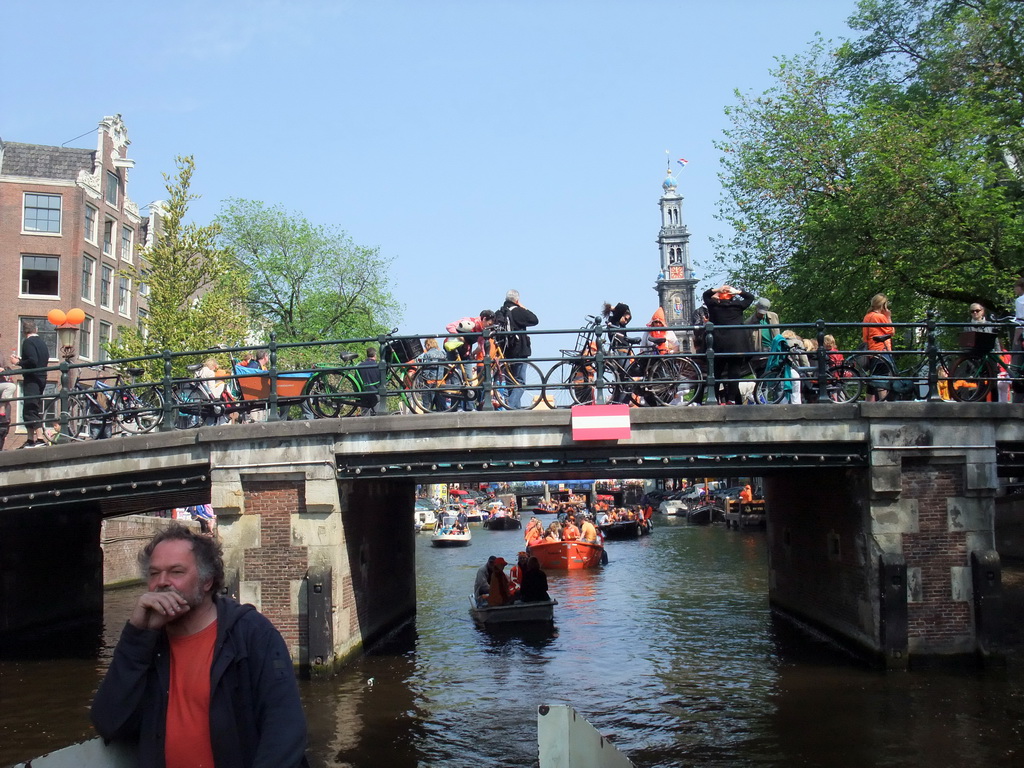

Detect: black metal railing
[1,314,1020,445]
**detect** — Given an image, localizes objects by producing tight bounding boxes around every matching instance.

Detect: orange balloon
[47,308,67,326]
[65,308,86,325]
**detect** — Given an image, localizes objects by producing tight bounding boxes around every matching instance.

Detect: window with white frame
[79,316,93,359]
[137,307,148,336]
[103,220,114,256]
[120,226,133,261]
[100,264,113,309]
[98,321,112,362]
[84,204,98,243]
[105,171,119,206]
[23,193,62,233]
[18,316,58,359]
[139,268,150,298]
[81,255,96,303]
[118,276,131,315]
[20,255,59,296]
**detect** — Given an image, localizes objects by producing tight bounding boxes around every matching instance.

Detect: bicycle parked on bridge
[543,314,703,408]
[752,334,862,404]
[409,331,545,412]
[943,316,1024,402]
[305,331,425,417]
[53,366,164,441]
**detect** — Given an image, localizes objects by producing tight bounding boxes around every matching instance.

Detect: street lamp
[47,307,85,362]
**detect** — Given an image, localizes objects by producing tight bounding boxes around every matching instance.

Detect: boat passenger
[544,521,562,542]
[580,517,598,544]
[524,518,542,542]
[562,517,580,541]
[509,552,528,589]
[488,557,513,606]
[519,557,550,603]
[474,556,496,599]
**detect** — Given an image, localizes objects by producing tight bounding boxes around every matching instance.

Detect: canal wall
[101,514,181,586]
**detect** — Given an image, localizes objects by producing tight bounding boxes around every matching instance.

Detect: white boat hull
[468,596,556,625]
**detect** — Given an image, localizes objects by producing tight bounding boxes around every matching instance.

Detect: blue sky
[2,0,858,358]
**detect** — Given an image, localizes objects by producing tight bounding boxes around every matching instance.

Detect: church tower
[653,167,698,348]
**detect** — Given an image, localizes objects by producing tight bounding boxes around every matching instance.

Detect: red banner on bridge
[571,404,631,441]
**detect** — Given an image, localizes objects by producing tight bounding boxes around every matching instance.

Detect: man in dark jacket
[499,289,539,409]
[91,524,308,768]
[702,285,755,404]
[9,320,50,447]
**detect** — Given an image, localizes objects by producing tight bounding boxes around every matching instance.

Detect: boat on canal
[527,538,604,569]
[483,507,522,530]
[430,515,472,547]
[597,518,653,539]
[468,595,557,626]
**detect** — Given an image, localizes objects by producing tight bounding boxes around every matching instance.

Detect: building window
[98,321,112,362]
[81,255,96,303]
[23,193,62,233]
[137,307,148,336]
[103,220,114,256]
[668,249,682,266]
[120,226,133,261]
[20,255,59,297]
[118,276,131,315]
[100,264,113,309]
[105,171,119,206]
[19,316,58,359]
[139,268,150,298]
[85,205,98,243]
[79,316,93,359]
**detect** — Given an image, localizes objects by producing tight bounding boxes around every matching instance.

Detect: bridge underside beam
[336,442,869,482]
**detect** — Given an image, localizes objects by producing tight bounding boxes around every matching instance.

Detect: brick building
[0,115,152,418]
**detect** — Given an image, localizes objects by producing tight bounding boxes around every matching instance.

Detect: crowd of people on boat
[474,552,550,607]
[523,514,601,545]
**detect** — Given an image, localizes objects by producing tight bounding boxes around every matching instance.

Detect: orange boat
[527,539,604,570]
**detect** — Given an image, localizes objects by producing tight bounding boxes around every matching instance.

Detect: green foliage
[107,156,251,377]
[216,199,401,368]
[714,0,1024,341]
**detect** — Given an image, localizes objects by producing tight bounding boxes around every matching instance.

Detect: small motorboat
[685,504,717,525]
[431,515,472,547]
[483,507,522,530]
[597,519,642,540]
[527,539,604,570]
[468,595,557,626]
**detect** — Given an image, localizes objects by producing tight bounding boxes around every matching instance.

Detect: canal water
[2,518,1024,767]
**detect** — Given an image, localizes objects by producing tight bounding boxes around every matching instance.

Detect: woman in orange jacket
[862,294,895,401]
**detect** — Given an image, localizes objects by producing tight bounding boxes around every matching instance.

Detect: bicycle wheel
[66,393,109,439]
[543,360,614,409]
[411,364,464,413]
[823,364,863,403]
[753,369,792,404]
[643,356,703,406]
[115,385,164,433]
[492,361,545,410]
[171,382,204,429]
[948,356,994,402]
[307,372,359,418]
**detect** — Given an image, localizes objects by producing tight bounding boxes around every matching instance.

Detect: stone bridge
[1,402,1020,670]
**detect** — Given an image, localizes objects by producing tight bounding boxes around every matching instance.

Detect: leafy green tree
[714,0,1024,339]
[215,199,401,365]
[108,156,251,375]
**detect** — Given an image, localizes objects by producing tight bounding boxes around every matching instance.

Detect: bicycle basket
[958,331,997,353]
[382,337,424,364]
[573,331,598,357]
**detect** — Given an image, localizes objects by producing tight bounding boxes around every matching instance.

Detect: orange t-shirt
[166,620,217,768]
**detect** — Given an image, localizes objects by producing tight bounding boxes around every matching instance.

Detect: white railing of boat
[537,704,634,767]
